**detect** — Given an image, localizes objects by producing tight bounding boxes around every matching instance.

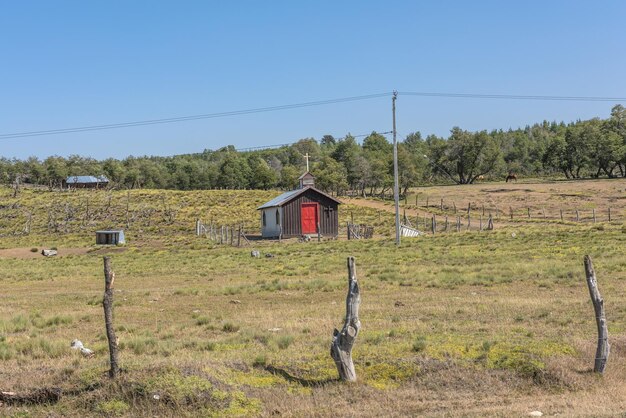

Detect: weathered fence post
[542,207,546,219]
[608,207,611,222]
[467,214,471,231]
[510,206,514,220]
[527,207,531,219]
[479,214,483,231]
[317,222,321,242]
[347,222,351,240]
[103,257,119,379]
[238,225,242,247]
[487,214,494,230]
[196,219,201,236]
[444,216,449,232]
[330,257,361,382]
[584,255,609,373]
[440,199,444,211]
[431,215,436,234]
[560,209,564,222]
[576,210,580,222]
[453,201,457,213]
[481,204,485,216]
[592,208,596,223]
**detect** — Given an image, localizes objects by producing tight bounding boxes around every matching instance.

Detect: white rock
[529,411,543,417]
[70,339,94,357]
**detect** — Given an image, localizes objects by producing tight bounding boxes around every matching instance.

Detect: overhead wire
[235,131,392,152]
[0,92,393,140]
[398,91,626,102]
[1,90,624,141]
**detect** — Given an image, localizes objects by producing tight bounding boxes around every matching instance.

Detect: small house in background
[64,175,109,189]
[257,172,341,238]
[96,230,125,245]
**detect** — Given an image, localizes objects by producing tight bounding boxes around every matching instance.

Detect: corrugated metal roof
[66,175,109,184]
[257,186,342,210]
[257,188,305,209]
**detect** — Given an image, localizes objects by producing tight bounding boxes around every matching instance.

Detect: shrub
[222,322,240,333]
[277,335,294,350]
[412,336,427,353]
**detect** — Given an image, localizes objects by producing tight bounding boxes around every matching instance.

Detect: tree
[217,153,250,189]
[312,156,348,195]
[433,128,503,184]
[331,135,361,188]
[247,155,277,189]
[320,135,336,147]
[279,165,300,190]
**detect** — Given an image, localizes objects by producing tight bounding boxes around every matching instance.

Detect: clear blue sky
[2,1,625,159]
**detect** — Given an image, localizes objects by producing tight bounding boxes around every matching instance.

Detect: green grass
[0,185,625,416]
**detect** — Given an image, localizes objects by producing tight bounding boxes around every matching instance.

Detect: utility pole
[392,91,400,245]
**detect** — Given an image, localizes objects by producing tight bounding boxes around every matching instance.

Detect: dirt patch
[0,247,91,259]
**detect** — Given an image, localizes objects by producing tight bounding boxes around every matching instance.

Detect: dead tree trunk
[330,257,361,382]
[103,257,119,379]
[584,255,609,374]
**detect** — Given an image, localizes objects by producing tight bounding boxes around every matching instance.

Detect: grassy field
[0,179,625,417]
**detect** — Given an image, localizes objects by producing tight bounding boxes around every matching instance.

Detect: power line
[399,91,626,102]
[1,90,624,140]
[0,92,393,140]
[235,131,393,152]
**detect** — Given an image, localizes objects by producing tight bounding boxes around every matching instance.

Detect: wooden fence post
[510,206,513,220]
[103,257,119,379]
[238,225,241,247]
[584,255,609,373]
[593,208,596,223]
[330,257,361,382]
[431,215,436,234]
[444,216,449,232]
[542,207,546,219]
[560,209,564,222]
[440,199,444,211]
[467,214,471,231]
[608,207,611,222]
[317,222,321,242]
[479,214,483,231]
[453,201,457,214]
[487,214,494,230]
[576,210,580,222]
[527,207,531,219]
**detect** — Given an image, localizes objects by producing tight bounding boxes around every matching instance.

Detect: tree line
[1,105,624,195]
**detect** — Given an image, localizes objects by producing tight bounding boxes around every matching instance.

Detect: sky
[1,1,626,160]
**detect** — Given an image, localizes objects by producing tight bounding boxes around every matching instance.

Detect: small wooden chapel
[257,172,341,238]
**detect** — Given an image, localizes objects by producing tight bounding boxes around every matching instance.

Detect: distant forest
[2,105,625,195]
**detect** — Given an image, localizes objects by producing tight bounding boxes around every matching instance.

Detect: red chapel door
[301,203,318,234]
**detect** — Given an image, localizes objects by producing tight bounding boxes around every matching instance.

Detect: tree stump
[584,255,609,373]
[330,257,361,382]
[103,257,119,378]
